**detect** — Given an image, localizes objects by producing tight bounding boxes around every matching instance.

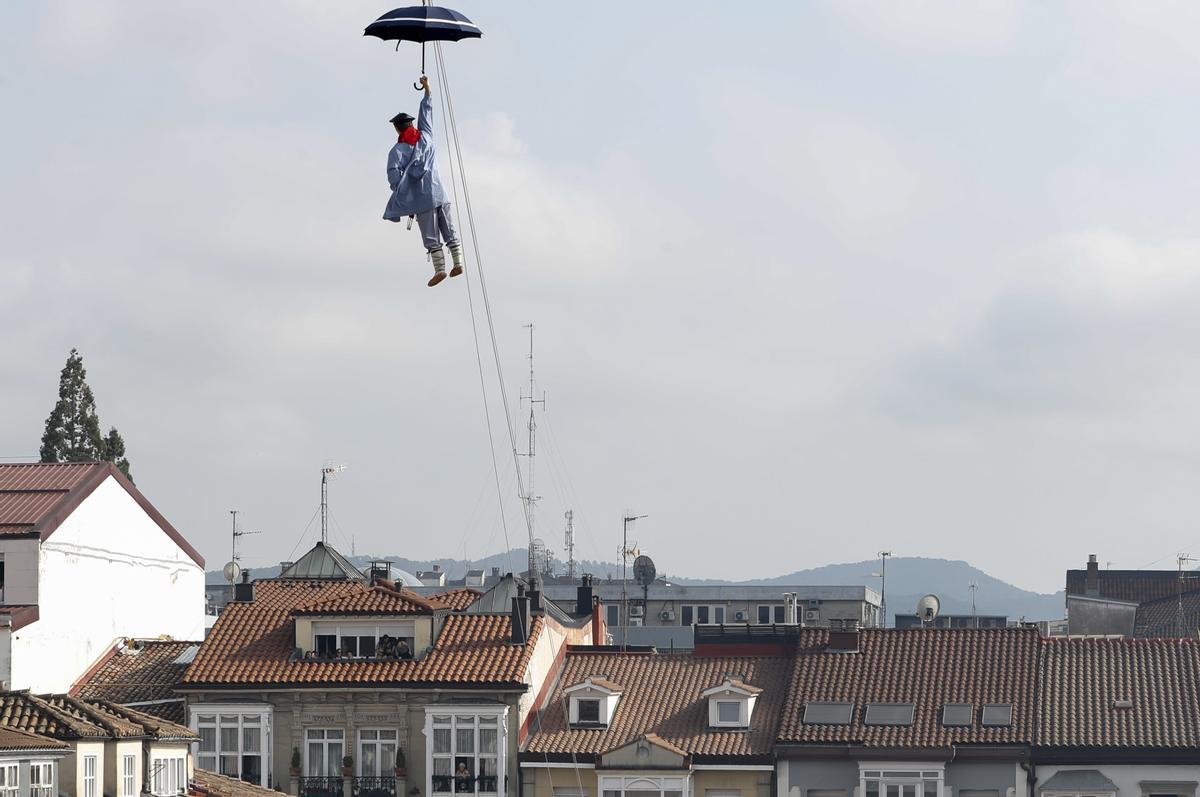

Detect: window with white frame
[193,706,271,787]
[426,707,505,797]
[30,763,54,797]
[359,729,398,777]
[83,755,98,797]
[680,605,725,626]
[0,763,17,797]
[861,768,943,797]
[152,755,187,796]
[306,728,345,777]
[600,774,689,797]
[122,754,137,797]
[605,604,619,628]
[702,678,758,728]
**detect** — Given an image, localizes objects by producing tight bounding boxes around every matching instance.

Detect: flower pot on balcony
[394,768,407,778]
[342,767,354,777]
[290,767,302,778]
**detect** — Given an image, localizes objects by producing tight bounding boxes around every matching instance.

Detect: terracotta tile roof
[1133,588,1200,638]
[72,639,197,725]
[294,586,440,616]
[523,651,790,762]
[82,699,198,741]
[190,768,281,797]
[1037,637,1200,749]
[777,628,1039,748]
[1066,569,1181,603]
[0,462,203,565]
[0,693,112,739]
[182,579,541,688]
[0,727,68,751]
[431,588,482,612]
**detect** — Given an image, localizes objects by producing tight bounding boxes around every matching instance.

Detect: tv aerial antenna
[564,510,577,581]
[224,510,259,584]
[619,513,647,649]
[320,463,347,545]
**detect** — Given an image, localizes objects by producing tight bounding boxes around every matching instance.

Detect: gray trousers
[416,203,459,252]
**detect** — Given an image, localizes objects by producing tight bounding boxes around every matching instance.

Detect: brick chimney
[1086,554,1099,596]
[827,619,860,652]
[592,596,606,646]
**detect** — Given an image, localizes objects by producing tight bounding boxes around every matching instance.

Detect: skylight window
[864,703,915,726]
[981,704,1012,727]
[803,702,853,725]
[942,704,973,727]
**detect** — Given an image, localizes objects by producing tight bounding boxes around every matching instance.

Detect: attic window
[566,676,622,727]
[803,702,853,725]
[981,704,1012,727]
[577,699,601,724]
[942,704,973,727]
[864,703,915,726]
[702,678,760,729]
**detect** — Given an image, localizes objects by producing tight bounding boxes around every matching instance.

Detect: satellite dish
[223,561,241,584]
[633,555,657,587]
[916,594,941,623]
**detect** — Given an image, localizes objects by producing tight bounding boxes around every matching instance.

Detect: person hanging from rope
[383,75,466,287]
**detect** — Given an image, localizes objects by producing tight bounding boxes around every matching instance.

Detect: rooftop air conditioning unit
[804,610,820,621]
[659,610,675,621]
[629,605,644,618]
[734,611,747,621]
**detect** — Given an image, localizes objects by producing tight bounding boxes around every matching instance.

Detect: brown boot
[448,242,465,278]
[427,248,447,287]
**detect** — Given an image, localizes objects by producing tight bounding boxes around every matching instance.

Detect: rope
[429,43,589,797]
[432,43,536,565]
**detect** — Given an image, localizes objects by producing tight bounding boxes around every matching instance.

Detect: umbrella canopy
[364,6,482,43]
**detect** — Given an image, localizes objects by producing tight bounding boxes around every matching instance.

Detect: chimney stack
[827,618,860,652]
[1086,554,1099,596]
[576,574,594,616]
[592,596,606,646]
[528,588,543,614]
[234,570,255,603]
[511,595,531,645]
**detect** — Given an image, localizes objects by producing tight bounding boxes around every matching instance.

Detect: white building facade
[0,463,205,693]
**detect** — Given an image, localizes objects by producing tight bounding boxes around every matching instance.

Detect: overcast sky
[4,2,1200,595]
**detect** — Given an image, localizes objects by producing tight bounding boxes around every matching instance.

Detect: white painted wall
[1037,764,1200,797]
[9,476,205,693]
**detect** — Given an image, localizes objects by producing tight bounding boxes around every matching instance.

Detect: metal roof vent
[1112,698,1133,709]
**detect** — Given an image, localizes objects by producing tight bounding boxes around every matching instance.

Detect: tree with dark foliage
[40,349,133,481]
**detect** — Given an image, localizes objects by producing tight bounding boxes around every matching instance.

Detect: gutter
[1020,760,1036,797]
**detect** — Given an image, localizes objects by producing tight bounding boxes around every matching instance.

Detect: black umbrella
[365,6,482,87]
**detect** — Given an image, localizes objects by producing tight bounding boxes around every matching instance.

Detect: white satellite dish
[223,561,242,584]
[916,594,941,623]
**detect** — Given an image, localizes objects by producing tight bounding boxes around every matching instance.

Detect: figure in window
[454,761,472,792]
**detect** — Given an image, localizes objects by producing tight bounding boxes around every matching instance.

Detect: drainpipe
[1020,761,1037,797]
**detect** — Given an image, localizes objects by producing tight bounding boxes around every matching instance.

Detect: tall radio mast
[519,324,545,585]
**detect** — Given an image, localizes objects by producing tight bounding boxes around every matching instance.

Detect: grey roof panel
[279,542,364,580]
[1039,771,1118,793]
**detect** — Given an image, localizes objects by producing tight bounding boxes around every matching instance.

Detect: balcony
[431,776,497,795]
[354,777,396,797]
[300,777,343,797]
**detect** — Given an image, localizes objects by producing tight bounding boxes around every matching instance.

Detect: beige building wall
[103,740,140,797]
[524,766,769,797]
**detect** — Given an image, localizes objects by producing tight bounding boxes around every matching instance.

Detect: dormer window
[565,676,623,727]
[702,677,761,729]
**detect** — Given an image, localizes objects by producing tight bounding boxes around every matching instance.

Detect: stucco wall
[63,741,105,797]
[104,740,140,797]
[785,760,1020,797]
[11,476,204,692]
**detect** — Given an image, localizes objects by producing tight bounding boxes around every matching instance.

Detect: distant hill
[210,550,1063,622]
[745,557,1064,621]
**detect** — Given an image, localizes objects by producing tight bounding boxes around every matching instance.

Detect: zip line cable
[432,43,536,570]
[428,45,587,797]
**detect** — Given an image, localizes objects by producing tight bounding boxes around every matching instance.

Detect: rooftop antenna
[620,513,647,649]
[564,509,577,581]
[1178,553,1198,637]
[224,510,259,584]
[877,551,891,628]
[968,582,979,628]
[320,463,347,545]
[518,323,546,588]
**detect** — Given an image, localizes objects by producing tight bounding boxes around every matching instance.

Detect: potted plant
[290,748,302,777]
[342,755,354,777]
[394,747,407,778]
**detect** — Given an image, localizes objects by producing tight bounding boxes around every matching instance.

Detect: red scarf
[399,127,420,146]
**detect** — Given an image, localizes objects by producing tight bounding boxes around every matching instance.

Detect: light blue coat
[383,92,447,220]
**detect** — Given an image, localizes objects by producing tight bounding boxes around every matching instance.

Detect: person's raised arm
[417,75,434,137]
